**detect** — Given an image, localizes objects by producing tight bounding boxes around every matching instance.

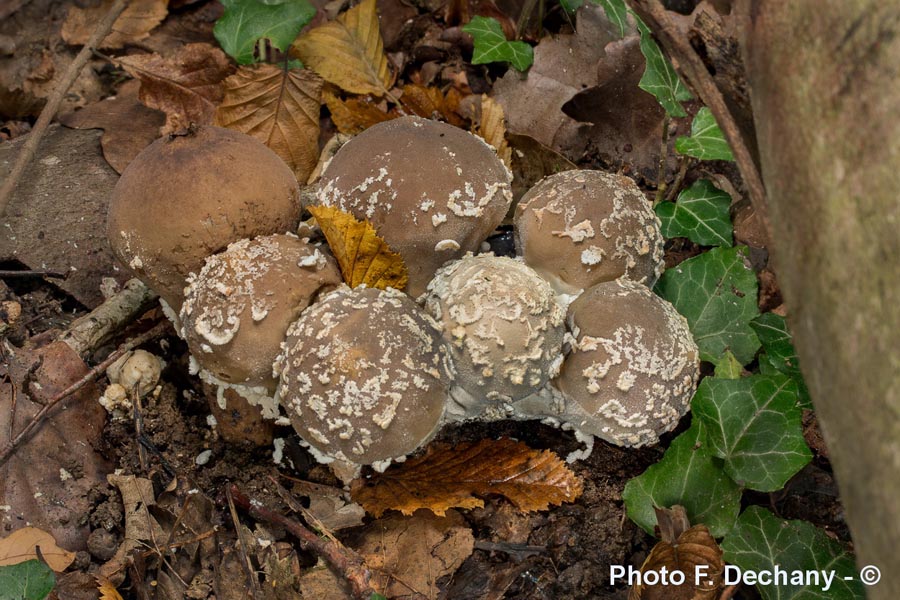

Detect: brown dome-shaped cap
[317,116,513,297]
[108,126,302,310]
[276,286,452,465]
[514,170,664,294]
[424,254,565,416]
[555,278,699,447]
[180,234,342,391]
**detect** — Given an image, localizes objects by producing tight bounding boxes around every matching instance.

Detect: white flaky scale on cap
[514,170,665,296]
[274,285,453,468]
[553,278,699,447]
[424,253,566,420]
[315,116,513,297]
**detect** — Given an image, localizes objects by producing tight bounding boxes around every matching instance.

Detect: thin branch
[625,0,771,239]
[0,320,169,468]
[0,270,68,280]
[0,0,130,218]
[664,156,695,203]
[655,114,671,204]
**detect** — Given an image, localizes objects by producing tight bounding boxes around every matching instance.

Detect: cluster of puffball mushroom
[107,116,699,477]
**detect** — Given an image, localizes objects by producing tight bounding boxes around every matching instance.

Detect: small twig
[0,0,129,218]
[230,485,380,600]
[225,487,263,599]
[625,0,771,239]
[654,114,672,204]
[0,269,68,280]
[664,156,695,203]
[0,320,169,468]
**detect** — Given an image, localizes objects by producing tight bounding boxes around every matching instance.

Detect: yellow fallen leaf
[97,576,125,600]
[323,87,395,135]
[291,0,392,97]
[215,64,323,182]
[307,205,408,290]
[351,438,584,517]
[476,94,512,168]
[0,526,75,572]
[62,0,167,49]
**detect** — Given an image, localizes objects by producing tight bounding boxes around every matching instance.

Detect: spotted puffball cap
[275,285,453,465]
[556,278,699,447]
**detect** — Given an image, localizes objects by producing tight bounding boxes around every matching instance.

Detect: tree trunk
[741,1,900,595]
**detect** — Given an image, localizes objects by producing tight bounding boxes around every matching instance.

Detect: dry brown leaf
[307,205,409,290]
[400,83,466,126]
[0,527,76,571]
[97,577,125,600]
[59,80,164,174]
[291,0,392,97]
[118,43,233,134]
[215,64,322,182]
[323,88,395,135]
[351,438,584,517]
[62,0,168,49]
[477,94,512,168]
[508,133,577,202]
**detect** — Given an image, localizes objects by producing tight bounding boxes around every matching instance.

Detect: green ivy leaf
[623,422,742,538]
[675,107,735,160]
[0,560,55,600]
[713,350,743,379]
[722,507,865,600]
[654,246,761,365]
[692,374,811,492]
[560,0,584,13]
[214,0,316,65]
[655,179,734,247]
[636,20,691,117]
[463,16,534,72]
[751,313,812,409]
[591,0,628,37]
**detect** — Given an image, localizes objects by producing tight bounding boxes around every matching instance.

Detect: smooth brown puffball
[514,170,665,294]
[276,286,453,466]
[108,126,302,310]
[555,278,699,447]
[316,116,513,297]
[180,234,342,391]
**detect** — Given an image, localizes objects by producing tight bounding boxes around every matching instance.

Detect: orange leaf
[400,84,466,126]
[291,0,392,97]
[351,438,584,517]
[215,64,322,182]
[62,0,167,49]
[118,43,234,135]
[97,576,125,600]
[476,94,512,168]
[307,205,408,290]
[323,88,395,135]
[0,526,75,572]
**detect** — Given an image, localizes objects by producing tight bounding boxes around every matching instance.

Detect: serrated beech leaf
[351,438,583,517]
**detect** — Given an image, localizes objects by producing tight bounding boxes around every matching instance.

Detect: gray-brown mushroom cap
[275,285,453,465]
[424,254,566,416]
[514,170,665,294]
[107,126,302,311]
[180,234,342,391]
[555,277,699,447]
[316,116,513,297]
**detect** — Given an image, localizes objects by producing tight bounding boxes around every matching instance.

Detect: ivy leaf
[463,16,534,72]
[654,246,761,365]
[722,507,865,600]
[713,350,743,379]
[591,0,629,37]
[675,107,735,160]
[751,313,812,409]
[623,422,742,538]
[692,374,811,492]
[636,19,691,117]
[0,560,55,600]
[655,179,734,247]
[214,0,315,65]
[559,0,584,13]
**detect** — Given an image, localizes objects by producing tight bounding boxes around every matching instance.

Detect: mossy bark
[741,1,900,594]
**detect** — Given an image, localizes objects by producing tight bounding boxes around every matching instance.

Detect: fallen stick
[0,0,129,218]
[229,485,380,600]
[0,320,169,468]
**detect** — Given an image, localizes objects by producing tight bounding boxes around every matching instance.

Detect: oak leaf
[62,0,167,49]
[323,88,395,135]
[0,526,76,572]
[215,64,322,182]
[476,94,512,168]
[291,0,392,96]
[351,438,584,517]
[307,205,409,290]
[118,43,234,135]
